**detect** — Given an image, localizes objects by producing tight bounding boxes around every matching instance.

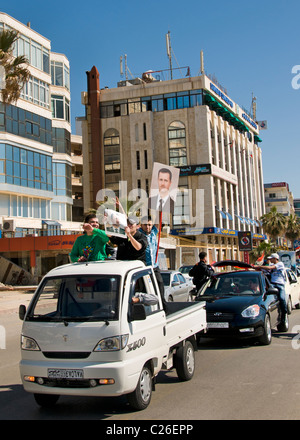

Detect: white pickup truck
[19,260,206,410]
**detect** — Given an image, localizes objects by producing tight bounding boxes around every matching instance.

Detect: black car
[196,260,289,345]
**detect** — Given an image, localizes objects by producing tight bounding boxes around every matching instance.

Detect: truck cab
[19,260,206,410]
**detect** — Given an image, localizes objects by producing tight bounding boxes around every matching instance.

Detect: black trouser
[153,266,168,312]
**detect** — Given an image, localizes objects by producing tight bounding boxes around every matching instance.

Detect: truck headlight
[241,304,260,318]
[93,334,129,352]
[21,335,41,351]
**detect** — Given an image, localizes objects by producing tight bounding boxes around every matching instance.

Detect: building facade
[0,12,80,238]
[0,12,84,280]
[264,182,294,216]
[82,66,266,266]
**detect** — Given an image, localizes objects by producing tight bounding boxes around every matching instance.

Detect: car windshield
[199,273,261,297]
[26,275,121,322]
[161,273,171,286]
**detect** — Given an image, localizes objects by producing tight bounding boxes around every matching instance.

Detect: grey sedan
[161,270,194,302]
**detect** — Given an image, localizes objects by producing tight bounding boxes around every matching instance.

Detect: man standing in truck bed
[70,214,109,262]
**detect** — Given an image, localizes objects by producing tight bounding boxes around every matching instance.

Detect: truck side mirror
[131,304,146,321]
[19,304,26,320]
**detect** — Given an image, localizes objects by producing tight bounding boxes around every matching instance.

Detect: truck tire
[34,393,60,407]
[127,365,152,410]
[174,340,195,381]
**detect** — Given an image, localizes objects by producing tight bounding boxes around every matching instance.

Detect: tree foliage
[0,29,30,104]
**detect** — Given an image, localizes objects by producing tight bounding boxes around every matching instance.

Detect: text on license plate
[48,369,83,379]
[207,322,229,329]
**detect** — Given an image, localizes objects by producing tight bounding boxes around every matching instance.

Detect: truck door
[126,268,167,374]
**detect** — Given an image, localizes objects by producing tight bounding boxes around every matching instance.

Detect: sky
[2,0,300,197]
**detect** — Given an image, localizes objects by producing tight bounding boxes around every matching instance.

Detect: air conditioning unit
[2,219,16,232]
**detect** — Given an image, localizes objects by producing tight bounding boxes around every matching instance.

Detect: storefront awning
[205,92,250,133]
[254,135,262,143]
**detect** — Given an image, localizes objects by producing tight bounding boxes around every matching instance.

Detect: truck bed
[165,301,206,348]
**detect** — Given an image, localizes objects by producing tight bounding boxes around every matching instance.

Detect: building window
[51,61,70,89]
[51,95,70,121]
[0,143,52,191]
[0,103,52,145]
[53,162,72,197]
[136,151,140,170]
[173,183,190,226]
[103,128,121,194]
[52,128,71,155]
[168,121,187,167]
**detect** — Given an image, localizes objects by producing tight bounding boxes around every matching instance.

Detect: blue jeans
[272,283,287,315]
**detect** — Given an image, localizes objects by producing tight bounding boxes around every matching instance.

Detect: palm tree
[260,206,287,244]
[0,29,30,104]
[249,241,276,264]
[285,214,300,249]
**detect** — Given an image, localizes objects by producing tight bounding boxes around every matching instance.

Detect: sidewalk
[0,287,36,314]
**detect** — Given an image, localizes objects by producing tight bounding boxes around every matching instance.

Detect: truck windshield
[26,275,120,322]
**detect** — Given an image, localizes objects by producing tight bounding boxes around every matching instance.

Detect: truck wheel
[174,340,195,381]
[127,365,152,410]
[34,393,60,407]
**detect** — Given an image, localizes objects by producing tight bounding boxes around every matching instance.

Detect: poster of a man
[148,163,179,215]
[103,208,127,237]
[278,251,297,274]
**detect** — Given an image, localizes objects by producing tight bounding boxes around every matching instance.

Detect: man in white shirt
[254,253,287,322]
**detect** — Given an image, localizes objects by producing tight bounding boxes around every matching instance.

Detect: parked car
[285,268,300,312]
[178,265,196,291]
[196,260,289,345]
[161,270,194,302]
[178,265,194,281]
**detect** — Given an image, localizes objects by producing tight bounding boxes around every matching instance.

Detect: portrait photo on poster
[148,162,180,214]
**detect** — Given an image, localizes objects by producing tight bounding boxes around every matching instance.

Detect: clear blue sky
[3,0,300,197]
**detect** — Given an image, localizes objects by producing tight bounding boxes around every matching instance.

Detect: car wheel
[277,313,289,332]
[127,365,152,410]
[168,295,174,302]
[174,340,195,381]
[258,314,272,345]
[287,296,292,315]
[34,393,60,407]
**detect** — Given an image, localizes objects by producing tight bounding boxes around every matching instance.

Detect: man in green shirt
[70,214,109,263]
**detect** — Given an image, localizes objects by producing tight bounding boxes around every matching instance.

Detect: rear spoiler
[212,260,253,269]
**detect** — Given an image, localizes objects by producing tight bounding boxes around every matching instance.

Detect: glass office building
[0,12,74,237]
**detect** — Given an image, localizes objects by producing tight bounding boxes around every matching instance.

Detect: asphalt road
[1,304,300,421]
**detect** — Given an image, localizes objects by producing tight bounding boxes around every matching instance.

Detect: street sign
[238,231,253,252]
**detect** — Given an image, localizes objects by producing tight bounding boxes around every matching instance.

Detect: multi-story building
[264,182,294,216]
[81,66,266,266]
[71,132,83,222]
[0,12,81,238]
[293,198,300,219]
[0,12,83,279]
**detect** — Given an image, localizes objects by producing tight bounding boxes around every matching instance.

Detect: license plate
[207,322,229,329]
[48,369,84,379]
